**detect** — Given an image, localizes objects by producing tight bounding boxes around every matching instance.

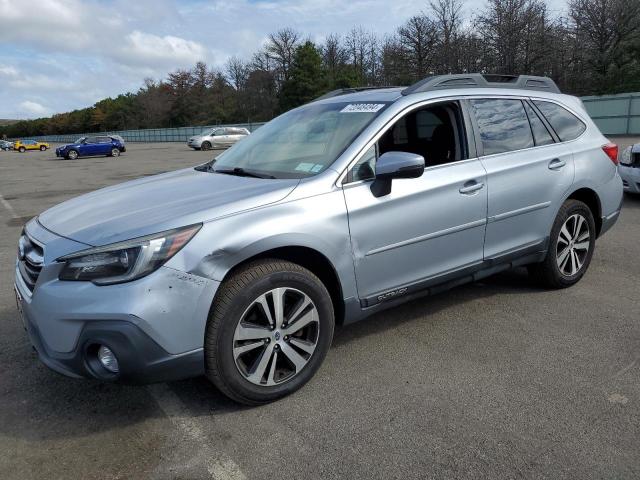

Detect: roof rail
[402,74,560,95]
[313,86,402,102]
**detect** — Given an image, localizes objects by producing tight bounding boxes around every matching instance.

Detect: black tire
[66,149,78,160]
[110,148,120,157]
[18,146,25,153]
[205,259,334,405]
[201,141,211,151]
[528,199,596,289]
[39,145,46,151]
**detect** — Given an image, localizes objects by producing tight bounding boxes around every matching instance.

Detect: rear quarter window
[532,100,586,142]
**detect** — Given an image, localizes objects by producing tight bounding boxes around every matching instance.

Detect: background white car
[187,127,250,150]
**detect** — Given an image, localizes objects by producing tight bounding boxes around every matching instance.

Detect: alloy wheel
[556,213,590,277]
[232,287,319,386]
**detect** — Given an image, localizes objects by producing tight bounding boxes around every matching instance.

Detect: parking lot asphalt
[0,141,639,480]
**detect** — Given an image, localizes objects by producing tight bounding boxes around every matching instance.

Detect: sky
[0,0,566,120]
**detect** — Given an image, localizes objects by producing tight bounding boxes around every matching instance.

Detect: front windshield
[202,128,218,136]
[75,137,86,143]
[211,101,389,179]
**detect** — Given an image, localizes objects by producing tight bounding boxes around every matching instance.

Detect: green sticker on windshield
[295,163,315,172]
[310,164,323,173]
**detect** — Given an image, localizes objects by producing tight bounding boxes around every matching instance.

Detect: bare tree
[569,0,640,92]
[476,0,550,74]
[430,0,464,73]
[344,26,379,85]
[397,15,438,80]
[226,56,249,90]
[265,27,301,85]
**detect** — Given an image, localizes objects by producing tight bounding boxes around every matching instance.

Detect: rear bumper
[600,209,621,237]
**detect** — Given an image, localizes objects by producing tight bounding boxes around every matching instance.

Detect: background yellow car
[14,140,49,152]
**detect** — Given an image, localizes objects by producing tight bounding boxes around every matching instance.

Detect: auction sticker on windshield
[340,103,386,113]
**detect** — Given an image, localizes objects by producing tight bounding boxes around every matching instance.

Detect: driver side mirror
[371,151,425,197]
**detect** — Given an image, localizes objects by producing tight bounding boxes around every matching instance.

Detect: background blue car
[56,135,126,160]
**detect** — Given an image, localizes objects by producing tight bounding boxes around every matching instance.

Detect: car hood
[38,167,299,246]
[57,143,79,149]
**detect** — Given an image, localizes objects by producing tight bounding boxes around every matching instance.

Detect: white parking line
[146,384,246,480]
[0,193,18,219]
[2,188,244,478]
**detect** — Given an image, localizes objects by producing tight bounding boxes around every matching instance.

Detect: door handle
[459,181,484,195]
[548,158,566,170]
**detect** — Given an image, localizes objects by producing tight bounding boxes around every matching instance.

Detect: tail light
[602,143,619,165]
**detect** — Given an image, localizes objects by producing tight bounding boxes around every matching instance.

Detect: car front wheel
[66,150,78,160]
[528,199,596,288]
[205,259,334,405]
[39,145,46,151]
[201,141,212,151]
[18,147,25,153]
[110,148,120,157]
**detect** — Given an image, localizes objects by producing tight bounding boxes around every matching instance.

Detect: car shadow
[0,266,546,443]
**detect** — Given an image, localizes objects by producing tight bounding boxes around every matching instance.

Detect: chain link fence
[581,93,640,135]
[19,122,266,143]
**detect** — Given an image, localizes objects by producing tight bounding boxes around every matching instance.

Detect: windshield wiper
[213,167,276,179]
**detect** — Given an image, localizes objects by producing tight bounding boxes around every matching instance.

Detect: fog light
[97,345,119,373]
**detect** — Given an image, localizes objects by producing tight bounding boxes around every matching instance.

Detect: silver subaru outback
[15,74,623,404]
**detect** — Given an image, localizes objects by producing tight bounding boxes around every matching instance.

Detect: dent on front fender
[164,190,358,300]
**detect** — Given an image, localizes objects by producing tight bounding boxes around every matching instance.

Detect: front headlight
[58,224,201,285]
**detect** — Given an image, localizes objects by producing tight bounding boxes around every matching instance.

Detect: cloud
[19,101,51,117]
[114,31,207,68]
[0,0,554,119]
[0,66,20,77]
[0,0,206,70]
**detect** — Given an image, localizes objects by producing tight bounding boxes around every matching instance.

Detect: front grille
[622,179,629,187]
[18,233,44,292]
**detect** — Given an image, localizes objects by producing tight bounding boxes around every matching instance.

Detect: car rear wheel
[39,145,46,151]
[201,141,212,151]
[18,147,25,153]
[205,259,334,405]
[528,199,596,288]
[110,148,120,157]
[66,149,78,160]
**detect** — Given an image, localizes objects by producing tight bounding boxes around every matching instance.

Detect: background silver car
[187,126,250,150]
[619,143,640,193]
[15,74,622,405]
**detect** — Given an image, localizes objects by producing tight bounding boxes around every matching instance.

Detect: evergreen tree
[279,41,327,111]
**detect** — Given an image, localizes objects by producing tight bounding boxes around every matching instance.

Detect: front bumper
[20,306,204,383]
[619,164,640,193]
[15,221,219,383]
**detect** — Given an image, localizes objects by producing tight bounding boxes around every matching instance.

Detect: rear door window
[523,102,554,146]
[470,99,534,155]
[532,100,586,141]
